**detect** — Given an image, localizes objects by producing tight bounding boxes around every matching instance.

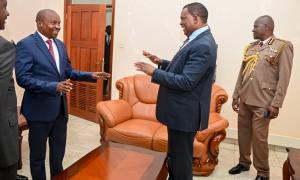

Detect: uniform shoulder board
[275,38,288,44]
[250,40,260,45]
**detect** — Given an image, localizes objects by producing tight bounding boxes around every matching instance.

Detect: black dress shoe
[255,175,269,180]
[228,164,250,174]
[16,174,28,180]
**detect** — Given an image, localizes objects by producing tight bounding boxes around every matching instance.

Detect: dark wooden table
[53,141,168,180]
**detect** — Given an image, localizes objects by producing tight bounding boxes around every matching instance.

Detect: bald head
[256,15,274,32]
[36,9,61,39]
[252,15,274,40]
[36,9,59,23]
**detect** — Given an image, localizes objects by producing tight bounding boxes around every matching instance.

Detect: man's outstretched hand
[143,50,162,65]
[135,62,156,76]
[91,72,111,80]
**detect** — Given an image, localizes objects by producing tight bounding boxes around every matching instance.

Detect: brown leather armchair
[96,74,229,176]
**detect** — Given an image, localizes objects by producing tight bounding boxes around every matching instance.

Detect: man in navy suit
[135,2,217,179]
[0,0,19,179]
[15,9,109,180]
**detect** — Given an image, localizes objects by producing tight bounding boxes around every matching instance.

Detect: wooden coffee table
[53,141,168,180]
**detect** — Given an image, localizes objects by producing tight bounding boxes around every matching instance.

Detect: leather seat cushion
[107,119,163,149]
[152,126,208,159]
[152,126,168,152]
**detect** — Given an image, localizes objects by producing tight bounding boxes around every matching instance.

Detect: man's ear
[37,21,43,28]
[194,15,201,24]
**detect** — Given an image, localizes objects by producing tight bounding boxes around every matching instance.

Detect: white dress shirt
[37,31,60,72]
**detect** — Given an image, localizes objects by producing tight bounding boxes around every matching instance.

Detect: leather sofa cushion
[152,126,168,152]
[106,119,162,149]
[134,75,159,104]
[132,102,157,122]
[152,126,208,159]
[97,100,132,127]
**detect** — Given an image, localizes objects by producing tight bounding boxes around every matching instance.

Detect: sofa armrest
[210,84,228,113]
[196,128,214,142]
[96,100,132,128]
[195,114,229,143]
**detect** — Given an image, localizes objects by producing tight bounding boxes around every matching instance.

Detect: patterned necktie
[46,39,56,63]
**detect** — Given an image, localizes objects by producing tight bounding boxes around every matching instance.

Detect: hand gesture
[143,50,162,65]
[92,72,111,80]
[56,79,73,93]
[135,62,156,76]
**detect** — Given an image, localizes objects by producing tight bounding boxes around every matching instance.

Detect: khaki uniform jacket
[0,36,19,167]
[233,36,293,108]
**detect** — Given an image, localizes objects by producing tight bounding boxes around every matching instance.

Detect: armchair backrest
[115,74,228,121]
[116,74,158,121]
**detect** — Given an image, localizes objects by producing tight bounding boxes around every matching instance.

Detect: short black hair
[257,15,275,32]
[183,2,208,23]
[36,9,57,22]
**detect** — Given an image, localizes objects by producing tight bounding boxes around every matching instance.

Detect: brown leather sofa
[96,74,229,176]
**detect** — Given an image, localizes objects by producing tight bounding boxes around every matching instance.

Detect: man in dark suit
[15,9,109,180]
[135,2,217,179]
[103,25,111,95]
[0,0,19,179]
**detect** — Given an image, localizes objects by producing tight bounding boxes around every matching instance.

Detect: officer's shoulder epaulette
[275,38,288,43]
[270,38,289,46]
[250,40,260,45]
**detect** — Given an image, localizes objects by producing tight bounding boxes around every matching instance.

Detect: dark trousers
[27,114,67,180]
[167,128,196,180]
[0,163,18,180]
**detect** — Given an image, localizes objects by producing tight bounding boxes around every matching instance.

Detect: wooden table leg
[156,158,168,180]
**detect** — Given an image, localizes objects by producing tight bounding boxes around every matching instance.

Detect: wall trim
[226,128,300,149]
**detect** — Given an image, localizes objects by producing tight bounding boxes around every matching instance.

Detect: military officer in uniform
[228,15,293,180]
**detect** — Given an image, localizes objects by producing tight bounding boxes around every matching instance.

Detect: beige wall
[1,0,299,147]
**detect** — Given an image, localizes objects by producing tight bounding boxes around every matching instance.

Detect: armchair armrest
[96,100,133,142]
[96,100,132,128]
[195,113,229,143]
[210,84,228,113]
[196,128,214,142]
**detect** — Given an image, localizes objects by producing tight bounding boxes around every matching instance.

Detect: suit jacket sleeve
[15,41,58,95]
[271,42,293,108]
[158,60,170,70]
[152,43,212,91]
[0,40,14,109]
